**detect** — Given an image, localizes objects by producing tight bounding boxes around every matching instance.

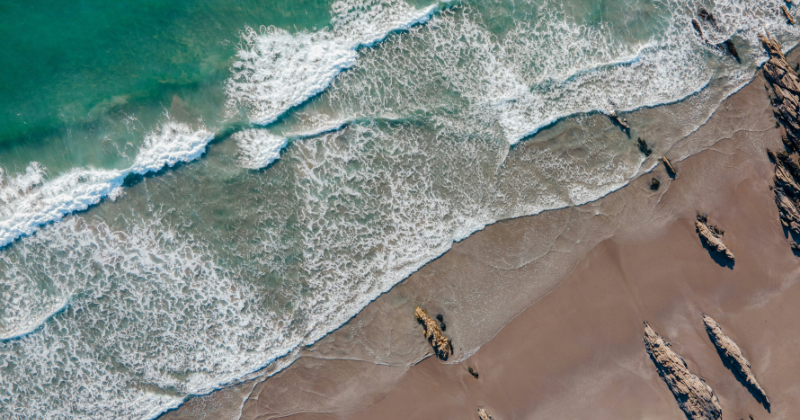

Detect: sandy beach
[162,46,800,420]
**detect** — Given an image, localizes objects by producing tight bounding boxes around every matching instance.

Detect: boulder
[695,216,735,261]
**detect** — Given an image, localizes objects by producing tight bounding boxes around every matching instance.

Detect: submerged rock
[637,138,653,156]
[415,306,452,360]
[692,19,704,37]
[722,39,740,61]
[698,8,718,28]
[478,408,492,420]
[703,315,770,408]
[662,156,677,176]
[696,214,734,261]
[643,322,722,420]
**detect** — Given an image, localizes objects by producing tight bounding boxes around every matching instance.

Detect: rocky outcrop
[477,408,492,420]
[662,156,677,176]
[782,5,795,25]
[643,323,722,420]
[761,35,800,248]
[775,188,800,234]
[415,306,452,360]
[703,315,770,408]
[696,214,734,261]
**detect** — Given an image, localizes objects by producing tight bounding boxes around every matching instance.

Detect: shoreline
[161,46,798,420]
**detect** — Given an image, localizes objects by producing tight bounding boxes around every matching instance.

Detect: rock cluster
[695,213,735,261]
[761,35,800,242]
[414,306,452,360]
[643,322,722,420]
[703,315,770,408]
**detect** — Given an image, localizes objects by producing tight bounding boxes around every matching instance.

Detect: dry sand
[162,53,800,420]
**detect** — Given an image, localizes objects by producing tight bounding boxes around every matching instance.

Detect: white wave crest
[234,130,289,169]
[0,121,213,249]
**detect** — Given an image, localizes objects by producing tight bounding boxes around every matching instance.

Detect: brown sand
[162,56,800,420]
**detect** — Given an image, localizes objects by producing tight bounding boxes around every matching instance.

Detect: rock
[698,8,718,27]
[774,188,800,234]
[468,366,479,379]
[722,39,740,61]
[692,19,703,37]
[478,408,492,420]
[650,178,661,191]
[783,5,795,25]
[662,156,677,176]
[637,138,653,156]
[608,110,630,131]
[791,240,800,251]
[415,306,452,360]
[643,322,722,420]
[695,215,735,261]
[703,315,770,408]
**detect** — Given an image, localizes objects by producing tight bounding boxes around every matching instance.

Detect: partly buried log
[415,306,452,360]
[662,156,677,176]
[644,322,722,420]
[695,214,734,261]
[703,315,770,408]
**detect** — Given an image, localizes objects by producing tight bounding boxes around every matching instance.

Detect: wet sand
[162,53,800,420]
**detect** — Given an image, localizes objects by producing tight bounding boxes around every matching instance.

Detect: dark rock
[699,8,718,27]
[722,39,740,61]
[650,178,661,191]
[638,138,653,156]
[468,366,479,379]
[692,19,704,37]
[644,322,722,420]
[436,314,443,322]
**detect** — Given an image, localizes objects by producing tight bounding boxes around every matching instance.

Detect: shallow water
[1,0,798,418]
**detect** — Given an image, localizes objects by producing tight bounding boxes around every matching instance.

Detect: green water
[0,0,334,173]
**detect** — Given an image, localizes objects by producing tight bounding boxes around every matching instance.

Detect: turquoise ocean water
[0,0,797,418]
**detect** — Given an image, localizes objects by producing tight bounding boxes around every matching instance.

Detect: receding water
[0,0,798,418]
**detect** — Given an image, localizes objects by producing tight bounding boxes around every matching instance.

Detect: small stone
[468,366,479,379]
